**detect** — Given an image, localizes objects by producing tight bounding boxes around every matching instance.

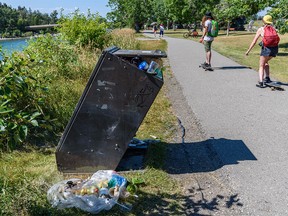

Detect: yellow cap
[263,15,273,24]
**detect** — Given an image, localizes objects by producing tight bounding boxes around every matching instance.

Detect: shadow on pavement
[165,137,257,174]
[213,66,252,70]
[278,82,288,86]
[114,139,247,215]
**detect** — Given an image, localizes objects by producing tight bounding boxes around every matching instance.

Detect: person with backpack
[245,15,280,88]
[153,25,158,37]
[199,12,218,69]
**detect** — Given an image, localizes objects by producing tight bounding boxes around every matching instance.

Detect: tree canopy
[269,0,288,34]
[107,0,288,33]
[0,3,59,37]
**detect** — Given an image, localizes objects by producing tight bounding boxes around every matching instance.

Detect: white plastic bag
[47,170,129,214]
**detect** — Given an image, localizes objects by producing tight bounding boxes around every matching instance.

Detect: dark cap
[205,12,213,19]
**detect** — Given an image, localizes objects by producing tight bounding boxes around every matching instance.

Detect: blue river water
[0,38,29,57]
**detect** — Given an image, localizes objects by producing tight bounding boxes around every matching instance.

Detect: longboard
[265,82,285,91]
[199,63,214,71]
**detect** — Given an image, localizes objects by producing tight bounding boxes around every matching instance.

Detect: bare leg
[206,50,212,65]
[259,56,273,82]
[264,57,273,78]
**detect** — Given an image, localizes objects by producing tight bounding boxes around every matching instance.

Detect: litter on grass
[47,170,131,214]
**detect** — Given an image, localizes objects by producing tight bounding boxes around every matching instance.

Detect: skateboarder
[245,15,280,88]
[199,12,215,69]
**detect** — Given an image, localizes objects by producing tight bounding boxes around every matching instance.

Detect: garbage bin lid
[113,49,167,58]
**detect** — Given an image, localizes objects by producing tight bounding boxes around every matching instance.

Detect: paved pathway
[145,32,288,215]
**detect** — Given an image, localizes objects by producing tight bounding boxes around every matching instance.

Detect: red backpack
[263,25,280,47]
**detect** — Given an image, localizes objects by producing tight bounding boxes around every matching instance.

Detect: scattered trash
[147,61,159,75]
[149,135,158,139]
[138,61,149,70]
[128,138,161,149]
[47,170,131,214]
[129,138,148,149]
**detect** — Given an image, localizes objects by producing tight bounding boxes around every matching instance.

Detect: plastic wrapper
[47,170,130,214]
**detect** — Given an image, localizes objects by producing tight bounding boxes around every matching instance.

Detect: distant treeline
[0,3,59,38]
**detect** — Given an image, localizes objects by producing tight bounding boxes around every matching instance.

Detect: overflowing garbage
[47,170,131,214]
[128,55,163,77]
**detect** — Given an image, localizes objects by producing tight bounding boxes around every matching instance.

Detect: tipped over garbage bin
[56,46,167,173]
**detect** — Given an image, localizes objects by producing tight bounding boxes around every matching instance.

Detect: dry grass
[109,28,140,49]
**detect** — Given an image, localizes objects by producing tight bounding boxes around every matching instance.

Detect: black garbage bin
[56,46,167,173]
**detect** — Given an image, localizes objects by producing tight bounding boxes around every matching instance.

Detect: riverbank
[0,36,32,41]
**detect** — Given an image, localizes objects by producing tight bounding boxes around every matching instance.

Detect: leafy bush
[0,49,54,150]
[24,34,100,135]
[58,10,111,49]
[0,25,142,151]
[275,19,288,35]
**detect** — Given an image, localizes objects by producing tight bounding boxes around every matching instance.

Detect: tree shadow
[278,42,288,49]
[217,32,255,37]
[28,186,244,216]
[30,138,249,215]
[276,52,288,56]
[141,30,184,35]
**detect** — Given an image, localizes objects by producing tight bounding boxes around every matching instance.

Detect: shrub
[58,10,111,49]
[24,34,99,137]
[0,49,54,150]
[0,27,141,151]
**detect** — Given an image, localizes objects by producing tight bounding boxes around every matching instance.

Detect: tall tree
[269,0,288,34]
[214,0,277,35]
[107,0,153,31]
[0,3,59,36]
[182,0,220,26]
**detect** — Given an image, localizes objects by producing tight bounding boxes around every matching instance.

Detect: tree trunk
[226,21,230,36]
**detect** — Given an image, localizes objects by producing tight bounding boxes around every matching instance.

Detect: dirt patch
[163,59,244,215]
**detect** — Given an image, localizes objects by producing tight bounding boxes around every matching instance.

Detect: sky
[1,0,111,17]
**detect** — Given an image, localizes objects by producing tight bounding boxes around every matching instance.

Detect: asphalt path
[144,32,288,215]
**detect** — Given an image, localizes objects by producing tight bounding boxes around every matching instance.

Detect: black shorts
[260,46,278,57]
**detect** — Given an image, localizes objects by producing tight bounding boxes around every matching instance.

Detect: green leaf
[0,108,14,114]
[8,122,17,130]
[126,184,138,194]
[1,99,11,107]
[30,112,41,120]
[0,125,5,132]
[132,177,145,185]
[19,125,28,139]
[14,133,22,143]
[30,119,39,127]
[13,75,24,84]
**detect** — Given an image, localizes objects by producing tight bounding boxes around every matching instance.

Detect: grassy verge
[165,28,288,82]
[213,33,288,82]
[0,33,181,215]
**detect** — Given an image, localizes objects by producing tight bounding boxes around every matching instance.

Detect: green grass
[213,33,288,82]
[0,32,182,215]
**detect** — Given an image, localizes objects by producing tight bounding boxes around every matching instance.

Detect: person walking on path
[199,12,215,68]
[245,15,280,88]
[153,25,158,37]
[159,24,164,37]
